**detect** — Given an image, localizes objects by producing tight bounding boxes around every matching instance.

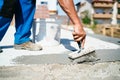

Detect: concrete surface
[0,62,120,80]
[0,25,120,80]
[0,26,120,65]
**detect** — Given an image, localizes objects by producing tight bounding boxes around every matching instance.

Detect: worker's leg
[14,0,42,51]
[0,17,12,41]
[14,0,36,44]
[0,0,15,41]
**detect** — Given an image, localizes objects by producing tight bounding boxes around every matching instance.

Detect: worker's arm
[58,0,86,48]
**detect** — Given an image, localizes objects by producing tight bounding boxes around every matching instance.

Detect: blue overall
[0,0,36,44]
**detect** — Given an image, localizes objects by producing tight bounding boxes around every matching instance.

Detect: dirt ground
[0,61,120,80]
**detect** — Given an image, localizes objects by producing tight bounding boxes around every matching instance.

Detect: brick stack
[34,5,50,19]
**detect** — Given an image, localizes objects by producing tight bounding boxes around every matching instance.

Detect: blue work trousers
[0,0,36,44]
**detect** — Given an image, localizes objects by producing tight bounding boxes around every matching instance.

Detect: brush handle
[77,41,84,52]
[77,41,82,53]
[77,41,81,49]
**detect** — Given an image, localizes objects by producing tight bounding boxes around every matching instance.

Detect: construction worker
[0,0,42,53]
[0,0,86,53]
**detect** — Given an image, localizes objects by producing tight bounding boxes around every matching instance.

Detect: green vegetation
[118,8,120,14]
[117,0,120,2]
[81,10,91,25]
[82,15,91,24]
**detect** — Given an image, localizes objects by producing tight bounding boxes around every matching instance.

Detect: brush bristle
[68,47,95,59]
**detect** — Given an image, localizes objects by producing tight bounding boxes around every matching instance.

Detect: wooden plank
[102,26,120,37]
[93,14,112,19]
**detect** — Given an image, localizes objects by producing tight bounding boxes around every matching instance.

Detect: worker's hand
[72,24,86,48]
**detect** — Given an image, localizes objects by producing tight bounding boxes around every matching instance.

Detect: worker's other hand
[72,24,86,48]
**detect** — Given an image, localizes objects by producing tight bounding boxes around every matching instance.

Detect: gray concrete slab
[0,26,120,80]
[0,26,120,66]
[0,62,120,80]
[12,49,120,65]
